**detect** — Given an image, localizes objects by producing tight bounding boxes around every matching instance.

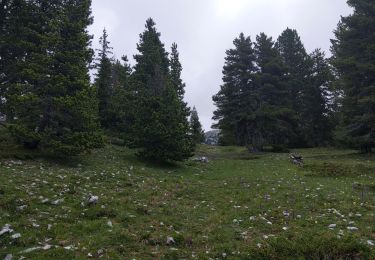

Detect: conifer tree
[276,28,318,146]
[131,18,193,161]
[190,107,205,144]
[302,49,333,146]
[170,43,185,99]
[108,56,133,132]
[212,33,258,146]
[331,0,375,152]
[95,28,113,128]
[4,0,103,154]
[253,33,297,149]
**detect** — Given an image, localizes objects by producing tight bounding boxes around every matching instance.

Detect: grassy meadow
[0,131,374,259]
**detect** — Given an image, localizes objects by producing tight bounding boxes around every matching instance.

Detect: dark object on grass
[290,154,303,166]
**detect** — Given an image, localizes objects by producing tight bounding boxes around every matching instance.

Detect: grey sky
[89,0,352,131]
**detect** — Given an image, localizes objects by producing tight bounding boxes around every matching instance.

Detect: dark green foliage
[253,33,297,149]
[212,33,257,146]
[170,43,185,100]
[107,56,133,133]
[302,49,334,146]
[331,0,375,152]
[213,29,334,150]
[1,0,103,155]
[276,28,311,146]
[131,19,193,161]
[190,107,205,144]
[95,28,113,128]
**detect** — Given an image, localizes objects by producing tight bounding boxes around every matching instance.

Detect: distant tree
[170,43,185,99]
[108,56,133,133]
[95,28,113,128]
[4,0,103,155]
[190,107,205,144]
[253,33,297,149]
[276,28,330,147]
[331,0,375,153]
[302,49,334,146]
[131,18,193,161]
[212,33,258,146]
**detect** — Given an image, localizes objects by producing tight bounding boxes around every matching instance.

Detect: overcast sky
[89,0,352,131]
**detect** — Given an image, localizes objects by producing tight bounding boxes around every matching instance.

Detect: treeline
[213,0,374,152]
[0,0,205,161]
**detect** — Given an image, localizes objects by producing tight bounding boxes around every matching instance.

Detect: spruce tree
[253,33,297,149]
[276,28,314,146]
[131,18,193,161]
[95,28,113,128]
[212,33,258,146]
[190,107,205,144]
[331,0,375,152]
[108,56,133,133]
[4,0,103,154]
[302,49,333,146]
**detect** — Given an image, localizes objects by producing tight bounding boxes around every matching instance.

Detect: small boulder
[166,236,175,246]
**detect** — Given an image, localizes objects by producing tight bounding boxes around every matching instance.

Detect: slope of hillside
[0,144,374,259]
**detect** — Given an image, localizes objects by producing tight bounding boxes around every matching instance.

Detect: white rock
[17,205,27,211]
[88,195,99,205]
[42,244,52,250]
[249,216,256,221]
[0,224,13,236]
[166,236,175,245]
[20,247,42,253]
[367,240,374,246]
[11,233,21,239]
[328,224,336,229]
[347,226,358,231]
[282,227,288,231]
[107,220,113,228]
[4,254,12,260]
[51,199,64,205]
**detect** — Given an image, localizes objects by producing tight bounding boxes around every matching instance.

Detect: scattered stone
[4,254,12,260]
[347,226,358,231]
[11,233,21,239]
[51,199,64,205]
[42,244,52,250]
[194,156,209,163]
[107,220,113,228]
[16,205,27,211]
[88,195,99,205]
[328,224,336,229]
[97,249,104,255]
[367,240,374,246]
[282,227,288,231]
[166,236,175,245]
[0,224,13,236]
[20,247,42,253]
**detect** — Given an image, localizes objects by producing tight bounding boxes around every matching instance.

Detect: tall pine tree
[331,0,375,152]
[302,49,333,146]
[253,33,297,149]
[212,33,258,146]
[131,18,193,161]
[95,28,113,128]
[190,107,205,144]
[3,0,103,154]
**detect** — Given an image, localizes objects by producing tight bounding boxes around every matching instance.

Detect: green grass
[0,141,374,259]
